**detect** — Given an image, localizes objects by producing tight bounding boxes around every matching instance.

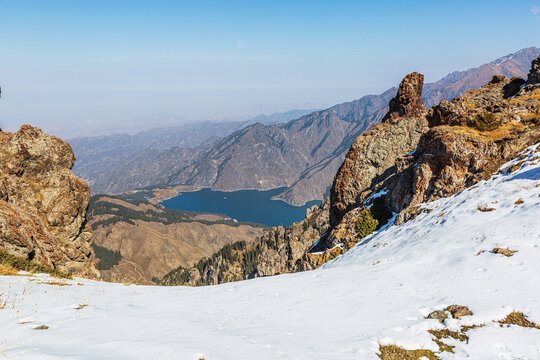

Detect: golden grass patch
[0,263,19,276]
[377,344,439,360]
[499,312,540,329]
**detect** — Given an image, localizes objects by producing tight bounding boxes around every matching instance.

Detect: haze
[1,0,539,138]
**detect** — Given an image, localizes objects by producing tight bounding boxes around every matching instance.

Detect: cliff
[0,125,99,278]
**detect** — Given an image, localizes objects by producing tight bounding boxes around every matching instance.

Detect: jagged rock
[317,57,540,263]
[0,125,99,278]
[382,72,426,123]
[329,72,428,227]
[520,55,540,92]
[388,79,540,222]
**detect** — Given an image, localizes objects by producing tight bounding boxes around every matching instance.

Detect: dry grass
[428,329,468,342]
[492,248,518,257]
[29,278,72,286]
[0,263,19,276]
[499,312,540,329]
[426,323,484,354]
[0,250,71,279]
[515,89,540,101]
[450,122,526,142]
[471,112,501,131]
[377,344,439,360]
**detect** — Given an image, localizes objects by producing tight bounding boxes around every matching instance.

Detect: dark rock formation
[382,72,426,123]
[520,55,540,92]
[0,125,99,277]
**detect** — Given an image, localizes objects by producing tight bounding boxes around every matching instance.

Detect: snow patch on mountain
[0,144,539,359]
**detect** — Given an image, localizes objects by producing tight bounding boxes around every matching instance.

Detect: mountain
[88,195,265,284]
[156,54,540,286]
[70,109,316,193]
[1,141,539,359]
[76,47,540,205]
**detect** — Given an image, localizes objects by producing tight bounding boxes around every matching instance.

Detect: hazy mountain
[77,48,540,204]
[71,109,315,192]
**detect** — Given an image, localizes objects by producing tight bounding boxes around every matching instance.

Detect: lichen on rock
[0,125,99,278]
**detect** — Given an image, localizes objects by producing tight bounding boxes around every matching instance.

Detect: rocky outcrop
[329,73,428,227]
[386,74,540,224]
[521,55,540,92]
[0,125,99,277]
[382,72,426,123]
[323,57,540,261]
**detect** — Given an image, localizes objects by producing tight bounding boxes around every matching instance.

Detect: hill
[88,195,265,284]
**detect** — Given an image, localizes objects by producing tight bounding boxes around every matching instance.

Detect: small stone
[33,325,49,330]
[445,305,473,319]
[492,248,518,257]
[427,310,447,323]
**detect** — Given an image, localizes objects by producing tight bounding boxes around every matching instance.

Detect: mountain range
[72,47,540,206]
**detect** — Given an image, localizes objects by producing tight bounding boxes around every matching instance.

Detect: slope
[0,143,538,359]
[88,195,265,284]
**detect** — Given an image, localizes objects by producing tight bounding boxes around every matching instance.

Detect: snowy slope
[0,144,539,360]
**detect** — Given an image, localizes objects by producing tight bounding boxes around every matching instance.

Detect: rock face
[322,56,540,261]
[382,72,426,123]
[0,125,98,277]
[329,73,428,227]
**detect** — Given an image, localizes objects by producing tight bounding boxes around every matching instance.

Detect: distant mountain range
[72,47,540,205]
[70,109,316,192]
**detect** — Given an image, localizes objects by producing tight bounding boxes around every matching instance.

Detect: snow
[1,144,539,359]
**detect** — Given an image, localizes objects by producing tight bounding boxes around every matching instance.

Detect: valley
[88,195,266,284]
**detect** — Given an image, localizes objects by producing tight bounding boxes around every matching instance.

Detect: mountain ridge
[74,47,540,205]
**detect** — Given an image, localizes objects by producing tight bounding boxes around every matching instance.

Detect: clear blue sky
[1,0,539,137]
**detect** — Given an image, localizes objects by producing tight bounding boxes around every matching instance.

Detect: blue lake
[161,188,320,227]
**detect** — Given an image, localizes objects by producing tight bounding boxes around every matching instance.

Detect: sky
[0,0,539,138]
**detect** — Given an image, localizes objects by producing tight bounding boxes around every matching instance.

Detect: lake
[161,188,320,227]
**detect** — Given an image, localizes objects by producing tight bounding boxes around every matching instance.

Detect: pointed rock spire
[382,72,426,123]
[522,55,540,91]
